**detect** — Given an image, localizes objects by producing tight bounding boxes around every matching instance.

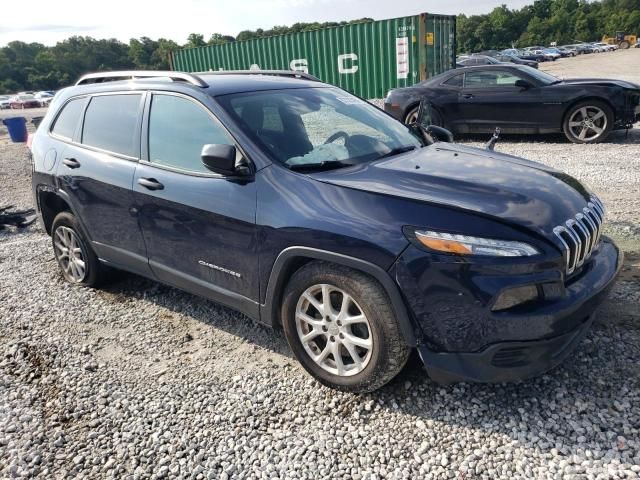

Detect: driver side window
[464,71,523,88]
[148,94,234,173]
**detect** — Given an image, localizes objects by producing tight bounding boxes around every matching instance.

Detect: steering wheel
[324,131,350,144]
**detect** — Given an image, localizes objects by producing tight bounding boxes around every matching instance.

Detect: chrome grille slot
[553,196,605,275]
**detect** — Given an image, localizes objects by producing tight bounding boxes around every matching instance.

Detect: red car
[10,94,41,109]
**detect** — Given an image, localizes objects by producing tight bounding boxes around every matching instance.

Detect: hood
[559,78,640,90]
[310,144,594,239]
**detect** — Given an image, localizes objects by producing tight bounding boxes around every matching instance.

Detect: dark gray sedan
[384,64,640,143]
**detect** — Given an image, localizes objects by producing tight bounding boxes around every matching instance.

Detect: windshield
[217,87,422,170]
[521,67,560,84]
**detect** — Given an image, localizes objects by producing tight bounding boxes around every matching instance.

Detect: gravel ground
[2,53,640,479]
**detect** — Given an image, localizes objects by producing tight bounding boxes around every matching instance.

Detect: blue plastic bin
[2,117,28,143]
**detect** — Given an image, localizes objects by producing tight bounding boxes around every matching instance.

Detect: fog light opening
[492,285,540,312]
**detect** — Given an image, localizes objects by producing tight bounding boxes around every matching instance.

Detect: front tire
[404,106,419,125]
[562,100,613,144]
[404,105,443,127]
[51,212,106,287]
[282,261,410,393]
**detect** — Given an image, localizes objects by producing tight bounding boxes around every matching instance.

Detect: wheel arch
[260,247,417,347]
[561,96,615,127]
[403,101,445,127]
[403,102,421,124]
[37,187,72,235]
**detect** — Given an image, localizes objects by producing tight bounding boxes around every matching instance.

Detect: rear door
[457,68,546,132]
[132,92,259,314]
[54,92,151,276]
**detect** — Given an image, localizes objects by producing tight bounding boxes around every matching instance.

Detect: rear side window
[148,94,233,173]
[82,94,142,157]
[51,98,84,140]
[464,71,522,88]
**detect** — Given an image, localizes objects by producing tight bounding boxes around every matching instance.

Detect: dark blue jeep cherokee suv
[31,70,622,392]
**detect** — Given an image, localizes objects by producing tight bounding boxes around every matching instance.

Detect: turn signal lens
[414,230,539,257]
[416,236,472,254]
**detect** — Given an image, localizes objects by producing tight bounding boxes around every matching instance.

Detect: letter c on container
[338,53,358,74]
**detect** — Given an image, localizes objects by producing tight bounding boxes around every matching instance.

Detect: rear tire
[562,100,613,144]
[281,261,410,393]
[51,212,107,287]
[619,41,630,49]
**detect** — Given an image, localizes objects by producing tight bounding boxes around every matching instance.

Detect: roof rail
[75,71,207,87]
[201,70,321,82]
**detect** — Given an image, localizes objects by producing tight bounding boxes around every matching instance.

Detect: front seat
[240,102,264,134]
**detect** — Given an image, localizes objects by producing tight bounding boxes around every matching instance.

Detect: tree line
[1,0,639,92]
[458,0,640,53]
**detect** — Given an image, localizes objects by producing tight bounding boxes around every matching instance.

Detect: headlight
[413,230,539,257]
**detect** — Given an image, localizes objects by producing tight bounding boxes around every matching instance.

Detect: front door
[132,93,259,315]
[457,69,545,133]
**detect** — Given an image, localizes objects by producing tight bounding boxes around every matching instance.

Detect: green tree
[185,33,206,48]
[129,37,159,69]
[208,33,234,45]
[152,39,181,70]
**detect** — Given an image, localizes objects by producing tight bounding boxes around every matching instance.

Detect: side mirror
[201,144,237,175]
[425,125,454,143]
[515,79,532,89]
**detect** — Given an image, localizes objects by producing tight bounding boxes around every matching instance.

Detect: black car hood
[559,78,640,90]
[310,144,593,238]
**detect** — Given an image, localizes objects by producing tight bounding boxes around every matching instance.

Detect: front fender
[259,246,419,347]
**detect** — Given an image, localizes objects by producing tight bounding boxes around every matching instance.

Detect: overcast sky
[0,0,534,47]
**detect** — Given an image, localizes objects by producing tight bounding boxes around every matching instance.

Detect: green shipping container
[171,13,456,99]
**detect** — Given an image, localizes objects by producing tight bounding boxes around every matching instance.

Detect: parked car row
[384,64,640,144]
[456,44,595,70]
[0,91,55,109]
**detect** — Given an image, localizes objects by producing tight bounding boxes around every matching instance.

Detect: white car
[588,43,608,53]
[594,42,616,51]
[0,95,12,109]
[34,91,55,107]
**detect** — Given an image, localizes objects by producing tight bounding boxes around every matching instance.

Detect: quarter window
[443,74,464,87]
[82,94,142,157]
[148,94,234,173]
[51,98,85,140]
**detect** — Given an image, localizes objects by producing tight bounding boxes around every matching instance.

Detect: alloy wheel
[568,106,608,142]
[295,284,373,377]
[53,226,87,282]
[405,109,419,124]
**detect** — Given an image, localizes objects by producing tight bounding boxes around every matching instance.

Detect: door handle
[63,157,81,169]
[462,94,474,99]
[138,177,164,191]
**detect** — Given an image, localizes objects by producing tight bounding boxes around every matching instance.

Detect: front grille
[553,196,605,275]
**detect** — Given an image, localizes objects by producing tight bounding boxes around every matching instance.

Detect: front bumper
[394,237,622,383]
[383,100,406,122]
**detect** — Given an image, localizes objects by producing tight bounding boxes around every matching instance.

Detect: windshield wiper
[288,160,355,172]
[375,145,418,161]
